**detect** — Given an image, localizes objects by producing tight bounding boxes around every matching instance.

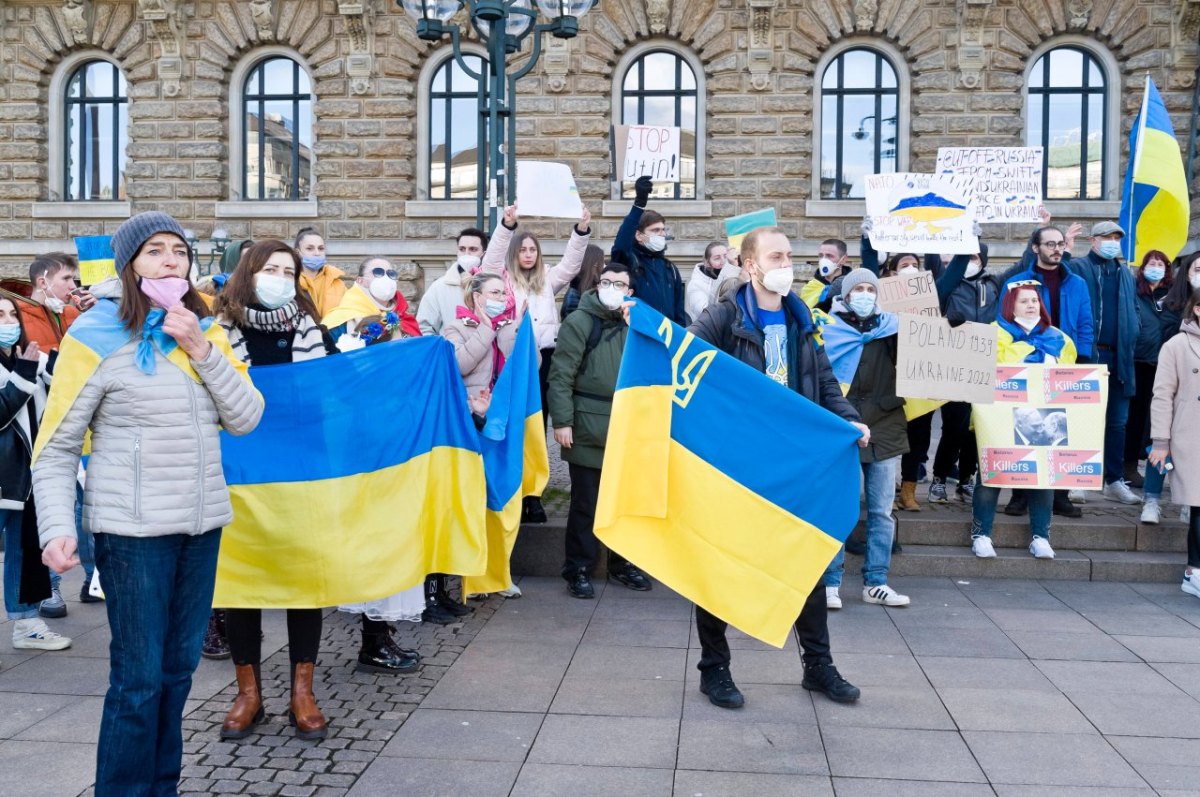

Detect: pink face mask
[139,276,190,309]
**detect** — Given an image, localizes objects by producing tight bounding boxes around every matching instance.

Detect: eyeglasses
[368,267,399,279]
[1038,241,1068,250]
[599,279,630,290]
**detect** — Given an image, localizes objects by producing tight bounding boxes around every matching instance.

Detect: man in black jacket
[687,226,870,709]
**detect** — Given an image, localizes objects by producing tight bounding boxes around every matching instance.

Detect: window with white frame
[64,60,128,201]
[241,56,313,200]
[428,54,488,200]
[818,47,900,200]
[618,49,699,200]
[1026,45,1109,200]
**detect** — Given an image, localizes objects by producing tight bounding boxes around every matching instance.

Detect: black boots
[357,626,420,674]
[521,496,548,524]
[1004,490,1029,516]
[421,574,470,625]
[802,663,861,703]
[1053,491,1083,518]
[699,665,745,709]
[201,610,230,660]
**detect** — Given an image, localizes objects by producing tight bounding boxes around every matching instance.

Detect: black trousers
[695,582,830,671]
[1188,508,1200,569]
[226,608,323,667]
[538,347,555,430]
[932,401,978,483]
[563,463,627,577]
[1124,361,1157,463]
[900,412,933,482]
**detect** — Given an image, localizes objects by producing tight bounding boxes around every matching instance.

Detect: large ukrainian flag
[595,303,863,647]
[464,316,549,595]
[214,337,488,608]
[1120,76,1189,264]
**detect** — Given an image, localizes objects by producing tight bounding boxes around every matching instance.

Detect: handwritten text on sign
[877,271,940,317]
[895,315,997,404]
[863,172,979,255]
[935,147,1044,224]
[615,124,681,183]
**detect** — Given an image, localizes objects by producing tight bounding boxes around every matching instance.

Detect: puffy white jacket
[482,223,589,351]
[32,300,263,544]
[416,263,469,337]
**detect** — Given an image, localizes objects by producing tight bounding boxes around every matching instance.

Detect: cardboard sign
[724,208,776,249]
[613,124,681,183]
[75,235,116,286]
[974,364,1108,489]
[877,271,940,317]
[896,315,997,404]
[935,147,1044,224]
[864,172,979,254]
[515,161,583,219]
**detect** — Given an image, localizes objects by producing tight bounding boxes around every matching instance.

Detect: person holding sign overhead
[611,177,689,326]
[969,281,1078,561]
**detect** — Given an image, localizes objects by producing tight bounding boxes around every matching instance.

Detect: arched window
[428,54,487,200]
[619,49,699,200]
[1026,46,1108,200]
[64,60,128,201]
[819,48,899,200]
[241,56,313,200]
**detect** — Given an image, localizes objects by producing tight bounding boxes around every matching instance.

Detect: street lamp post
[400,0,593,230]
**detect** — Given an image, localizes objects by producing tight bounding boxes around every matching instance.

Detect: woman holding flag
[33,211,264,797]
[969,281,1077,560]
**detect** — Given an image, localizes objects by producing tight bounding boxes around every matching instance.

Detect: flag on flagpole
[1119,76,1190,264]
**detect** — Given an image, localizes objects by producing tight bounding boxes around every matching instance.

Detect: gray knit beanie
[840,267,880,299]
[112,211,190,274]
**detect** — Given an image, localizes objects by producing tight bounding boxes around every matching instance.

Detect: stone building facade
[0,0,1198,297]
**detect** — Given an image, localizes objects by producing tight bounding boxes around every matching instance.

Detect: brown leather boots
[220,662,328,741]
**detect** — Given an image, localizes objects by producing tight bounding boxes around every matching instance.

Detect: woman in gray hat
[33,211,263,797]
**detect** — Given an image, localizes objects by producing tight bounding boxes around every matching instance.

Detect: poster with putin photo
[972,365,1108,490]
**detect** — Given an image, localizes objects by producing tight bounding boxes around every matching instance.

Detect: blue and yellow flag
[214,338,488,608]
[595,303,862,647]
[74,236,116,286]
[1120,76,1189,264]
[464,317,550,595]
[724,207,777,250]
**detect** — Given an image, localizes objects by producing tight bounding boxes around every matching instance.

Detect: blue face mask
[0,323,20,348]
[1098,241,1122,260]
[301,255,326,271]
[1143,266,1166,283]
[485,300,506,318]
[847,292,877,318]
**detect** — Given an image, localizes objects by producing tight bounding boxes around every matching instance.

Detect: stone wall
[0,0,1197,290]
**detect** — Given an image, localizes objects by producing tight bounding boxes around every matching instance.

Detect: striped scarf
[224,302,327,364]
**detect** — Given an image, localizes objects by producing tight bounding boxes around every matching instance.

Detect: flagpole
[1125,75,1151,261]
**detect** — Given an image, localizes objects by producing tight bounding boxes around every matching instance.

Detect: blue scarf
[135,307,216,375]
[996,317,1066,363]
[822,311,899,385]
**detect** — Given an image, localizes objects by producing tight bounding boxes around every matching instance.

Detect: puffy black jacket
[942,273,1001,326]
[1133,286,1180,363]
[834,312,909,464]
[611,205,689,326]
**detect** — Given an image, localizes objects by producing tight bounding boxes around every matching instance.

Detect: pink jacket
[482,223,589,351]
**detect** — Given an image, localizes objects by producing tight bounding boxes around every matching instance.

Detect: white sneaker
[11,619,71,651]
[826,587,842,610]
[1183,571,1200,599]
[1029,537,1055,559]
[1140,500,1161,525]
[971,536,997,558]
[863,584,911,607]
[1102,480,1142,505]
[497,584,522,598]
[1068,489,1087,503]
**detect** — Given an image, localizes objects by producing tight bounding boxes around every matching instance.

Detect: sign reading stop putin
[613,124,682,184]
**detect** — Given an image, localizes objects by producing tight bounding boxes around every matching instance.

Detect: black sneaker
[608,562,652,591]
[79,579,102,603]
[699,665,745,709]
[565,571,594,599]
[521,496,548,524]
[421,602,459,625]
[1053,492,1082,518]
[1004,492,1028,516]
[802,663,860,703]
[436,592,472,617]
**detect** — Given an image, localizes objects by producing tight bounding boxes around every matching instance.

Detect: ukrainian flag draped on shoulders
[464,315,549,596]
[995,318,1077,365]
[595,302,862,647]
[215,337,489,608]
[32,285,251,462]
[1120,76,1190,263]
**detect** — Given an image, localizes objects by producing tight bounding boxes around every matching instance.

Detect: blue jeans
[1097,350,1130,485]
[93,530,221,797]
[1143,459,1166,500]
[75,482,95,585]
[825,456,898,588]
[971,478,1053,541]
[2,508,41,620]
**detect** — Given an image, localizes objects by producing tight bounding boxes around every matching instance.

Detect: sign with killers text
[973,364,1108,489]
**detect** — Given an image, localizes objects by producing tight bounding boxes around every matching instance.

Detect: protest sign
[515,161,583,219]
[724,208,776,249]
[864,172,979,254]
[935,147,1044,224]
[877,271,940,317]
[75,235,116,286]
[896,315,997,404]
[973,364,1108,489]
[613,124,681,183]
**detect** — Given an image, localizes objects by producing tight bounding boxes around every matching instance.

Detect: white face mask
[42,294,66,314]
[1015,316,1039,331]
[254,273,296,310]
[759,266,794,295]
[965,260,983,279]
[457,255,481,271]
[817,258,839,278]
[898,265,919,276]
[644,235,667,253]
[1190,273,1200,290]
[368,276,397,303]
[598,286,626,310]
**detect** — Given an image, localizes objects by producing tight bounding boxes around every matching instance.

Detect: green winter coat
[546,290,628,469]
